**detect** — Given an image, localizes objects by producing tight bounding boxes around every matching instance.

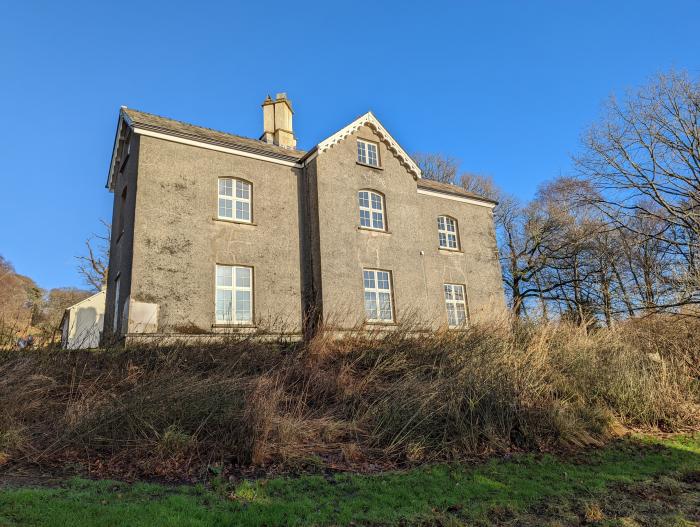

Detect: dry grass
[0,317,698,480]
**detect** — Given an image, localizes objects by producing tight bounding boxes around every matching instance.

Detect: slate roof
[119,108,496,205]
[417,178,498,204]
[122,108,306,162]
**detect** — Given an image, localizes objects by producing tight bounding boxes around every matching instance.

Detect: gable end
[316,112,422,179]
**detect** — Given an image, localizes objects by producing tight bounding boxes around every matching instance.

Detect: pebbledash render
[103,94,505,343]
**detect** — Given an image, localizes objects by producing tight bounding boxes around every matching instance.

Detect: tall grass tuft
[0,317,697,479]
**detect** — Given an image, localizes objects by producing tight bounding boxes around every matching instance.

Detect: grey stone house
[104,94,504,342]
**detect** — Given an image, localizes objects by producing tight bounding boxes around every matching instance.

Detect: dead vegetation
[0,317,698,481]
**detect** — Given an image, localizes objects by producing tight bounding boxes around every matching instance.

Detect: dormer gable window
[357,139,379,167]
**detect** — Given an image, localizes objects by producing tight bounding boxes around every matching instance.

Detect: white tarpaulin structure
[60,290,105,349]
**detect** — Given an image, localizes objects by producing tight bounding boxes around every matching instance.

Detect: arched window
[218,178,252,223]
[437,215,459,250]
[358,190,386,231]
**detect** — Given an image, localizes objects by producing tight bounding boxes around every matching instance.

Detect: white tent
[59,290,106,349]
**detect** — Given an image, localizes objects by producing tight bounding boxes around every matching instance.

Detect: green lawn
[1,434,698,526]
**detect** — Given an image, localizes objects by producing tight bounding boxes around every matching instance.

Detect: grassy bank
[0,317,699,481]
[1,434,699,526]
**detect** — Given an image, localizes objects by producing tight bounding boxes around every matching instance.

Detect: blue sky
[1,1,698,290]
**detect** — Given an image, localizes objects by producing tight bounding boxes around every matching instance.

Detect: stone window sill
[356,161,383,171]
[438,247,464,254]
[358,226,391,235]
[213,217,257,226]
[211,324,257,329]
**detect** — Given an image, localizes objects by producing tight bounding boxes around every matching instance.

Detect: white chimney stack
[261,93,296,149]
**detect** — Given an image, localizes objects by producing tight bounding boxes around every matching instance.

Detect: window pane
[360,209,371,227]
[219,178,232,196]
[378,292,392,320]
[454,286,464,301]
[236,180,250,199]
[216,266,232,287]
[372,212,384,230]
[447,304,457,327]
[364,291,378,319]
[367,144,378,166]
[219,198,232,218]
[236,310,252,323]
[439,232,447,247]
[444,284,453,300]
[377,271,389,290]
[357,141,367,164]
[235,267,251,288]
[235,290,252,322]
[236,201,250,221]
[216,289,233,321]
[438,216,445,230]
[455,305,466,325]
[359,191,369,208]
[448,234,457,249]
[239,290,250,311]
[446,218,455,232]
[371,193,382,210]
[363,270,375,289]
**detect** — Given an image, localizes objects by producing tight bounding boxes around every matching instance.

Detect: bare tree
[413,152,459,184]
[414,152,501,202]
[497,192,588,319]
[460,172,500,201]
[576,71,700,309]
[76,220,110,291]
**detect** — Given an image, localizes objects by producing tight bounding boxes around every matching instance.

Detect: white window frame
[444,283,468,328]
[437,215,459,250]
[363,269,394,322]
[215,265,254,324]
[358,190,386,231]
[218,178,252,223]
[357,139,379,167]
